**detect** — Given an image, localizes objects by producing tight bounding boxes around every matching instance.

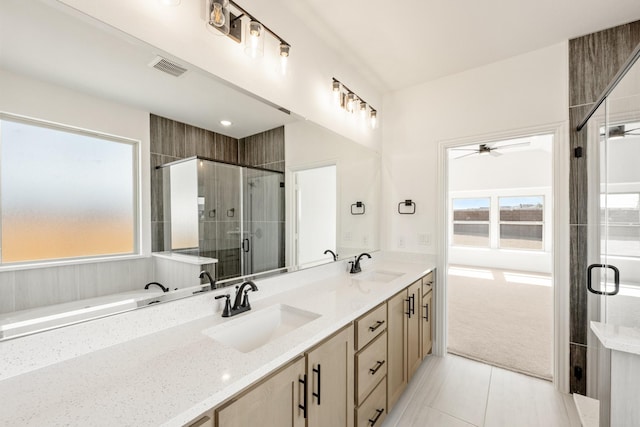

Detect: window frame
[0,112,141,267]
[451,197,492,248]
[497,195,545,251]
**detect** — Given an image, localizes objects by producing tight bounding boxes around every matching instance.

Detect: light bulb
[346,93,355,113]
[279,43,290,75]
[211,2,225,27]
[370,110,377,129]
[359,101,367,119]
[244,21,264,59]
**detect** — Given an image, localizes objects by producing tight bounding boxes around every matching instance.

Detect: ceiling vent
[148,56,188,77]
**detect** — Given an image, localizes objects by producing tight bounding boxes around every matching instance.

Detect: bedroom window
[452,198,490,247]
[498,196,544,250]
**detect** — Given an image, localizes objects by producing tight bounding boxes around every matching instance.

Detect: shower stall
[161,157,285,281]
[578,43,640,426]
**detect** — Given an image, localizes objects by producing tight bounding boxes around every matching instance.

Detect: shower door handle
[587,264,620,296]
[242,238,250,253]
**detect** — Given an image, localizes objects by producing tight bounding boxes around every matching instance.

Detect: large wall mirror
[0,0,380,339]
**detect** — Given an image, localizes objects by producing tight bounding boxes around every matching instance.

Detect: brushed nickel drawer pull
[369,360,385,375]
[368,320,385,332]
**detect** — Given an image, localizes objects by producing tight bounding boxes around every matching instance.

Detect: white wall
[57,0,382,151]
[381,42,569,255]
[285,121,380,265]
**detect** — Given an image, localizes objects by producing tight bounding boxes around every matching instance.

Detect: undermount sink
[354,270,403,283]
[203,304,321,353]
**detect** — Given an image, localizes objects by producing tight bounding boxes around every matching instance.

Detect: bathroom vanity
[0,254,435,426]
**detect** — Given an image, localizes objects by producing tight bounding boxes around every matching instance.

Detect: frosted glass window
[0,118,137,263]
[169,160,199,250]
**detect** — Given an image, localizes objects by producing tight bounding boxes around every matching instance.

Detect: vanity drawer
[356,377,387,427]
[422,271,434,296]
[355,331,387,406]
[355,303,387,351]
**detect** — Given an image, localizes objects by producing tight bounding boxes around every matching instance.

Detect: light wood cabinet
[355,377,387,427]
[421,290,433,358]
[306,325,354,427]
[355,331,387,406]
[387,275,432,409]
[406,279,422,379]
[215,356,306,427]
[355,303,387,351]
[386,289,407,409]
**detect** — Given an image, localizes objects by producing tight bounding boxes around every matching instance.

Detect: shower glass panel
[162,158,285,280]
[585,47,640,419]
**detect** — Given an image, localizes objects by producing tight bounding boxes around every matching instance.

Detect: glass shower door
[586,53,640,424]
[241,167,285,275]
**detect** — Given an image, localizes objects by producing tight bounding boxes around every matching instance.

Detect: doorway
[445,134,555,379]
[294,165,337,266]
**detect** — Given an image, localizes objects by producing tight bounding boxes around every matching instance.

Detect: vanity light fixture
[206,0,291,63]
[332,77,378,129]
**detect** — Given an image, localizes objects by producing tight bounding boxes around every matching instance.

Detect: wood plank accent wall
[568,20,640,394]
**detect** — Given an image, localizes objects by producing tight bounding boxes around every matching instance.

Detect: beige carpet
[447,265,553,380]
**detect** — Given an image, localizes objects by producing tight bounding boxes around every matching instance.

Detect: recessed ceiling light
[220,120,232,127]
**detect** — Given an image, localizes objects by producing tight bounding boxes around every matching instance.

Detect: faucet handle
[241,289,252,309]
[215,294,232,317]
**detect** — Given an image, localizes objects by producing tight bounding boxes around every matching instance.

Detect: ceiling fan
[450,141,531,159]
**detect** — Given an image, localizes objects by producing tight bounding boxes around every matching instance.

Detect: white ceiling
[0,0,296,139]
[287,0,640,92]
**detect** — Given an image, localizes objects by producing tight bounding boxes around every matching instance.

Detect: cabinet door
[387,290,407,409]
[421,290,432,358]
[216,356,306,427]
[406,280,422,379]
[306,325,354,427]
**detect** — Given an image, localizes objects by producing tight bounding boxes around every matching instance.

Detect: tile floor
[381,354,581,427]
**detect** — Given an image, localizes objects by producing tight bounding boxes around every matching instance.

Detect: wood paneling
[569,21,640,107]
[239,126,285,170]
[570,343,587,395]
[569,225,588,346]
[568,105,592,226]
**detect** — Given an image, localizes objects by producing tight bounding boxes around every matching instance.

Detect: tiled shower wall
[568,20,640,394]
[149,114,285,280]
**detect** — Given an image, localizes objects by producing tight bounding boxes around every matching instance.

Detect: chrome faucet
[349,252,372,274]
[324,249,338,261]
[214,280,259,317]
[199,270,216,290]
[144,281,169,293]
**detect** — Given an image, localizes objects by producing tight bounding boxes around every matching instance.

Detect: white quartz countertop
[1,257,434,426]
[591,321,640,355]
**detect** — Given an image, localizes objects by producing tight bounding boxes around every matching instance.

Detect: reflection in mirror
[0,0,380,340]
[160,157,285,281]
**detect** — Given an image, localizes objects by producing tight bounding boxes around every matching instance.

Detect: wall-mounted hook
[398,199,416,215]
[351,201,365,215]
[226,208,235,217]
